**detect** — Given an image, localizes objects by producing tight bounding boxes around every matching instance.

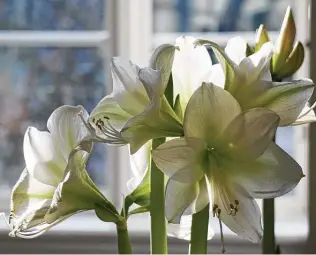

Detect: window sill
[0,212,308,254]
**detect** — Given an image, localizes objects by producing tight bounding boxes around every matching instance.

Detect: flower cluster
[2,6,314,254]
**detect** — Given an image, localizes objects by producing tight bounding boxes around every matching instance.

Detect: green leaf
[94,203,121,223]
[128,205,150,216]
[125,169,151,214]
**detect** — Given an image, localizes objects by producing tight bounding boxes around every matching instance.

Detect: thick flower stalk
[123,36,216,244]
[153,83,304,244]
[254,7,304,81]
[194,37,316,126]
[6,105,120,239]
[85,44,183,154]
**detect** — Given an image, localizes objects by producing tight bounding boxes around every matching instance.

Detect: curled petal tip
[8,230,16,237]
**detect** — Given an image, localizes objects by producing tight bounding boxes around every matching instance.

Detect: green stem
[189,204,210,254]
[117,221,133,254]
[263,134,276,254]
[150,138,167,254]
[262,198,275,254]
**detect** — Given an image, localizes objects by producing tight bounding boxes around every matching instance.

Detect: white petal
[23,127,64,186]
[138,67,163,97]
[173,36,213,109]
[209,63,225,89]
[45,152,106,223]
[127,141,151,192]
[10,168,55,220]
[90,95,132,131]
[121,95,183,154]
[224,36,248,65]
[235,142,304,199]
[165,179,199,223]
[167,215,214,241]
[111,57,149,116]
[184,83,241,145]
[221,108,279,160]
[150,44,176,92]
[193,39,240,92]
[239,42,274,83]
[213,182,263,242]
[194,177,210,213]
[293,104,316,125]
[47,105,91,159]
[9,199,52,236]
[152,138,204,183]
[251,79,314,126]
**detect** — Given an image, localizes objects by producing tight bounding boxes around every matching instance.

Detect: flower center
[78,111,126,145]
[91,116,126,144]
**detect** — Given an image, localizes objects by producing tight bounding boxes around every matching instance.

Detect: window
[0,0,110,210]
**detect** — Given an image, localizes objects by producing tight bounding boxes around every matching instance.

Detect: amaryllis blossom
[153,83,303,242]
[85,44,183,154]
[6,106,118,238]
[194,37,316,126]
[127,141,215,241]
[172,36,213,113]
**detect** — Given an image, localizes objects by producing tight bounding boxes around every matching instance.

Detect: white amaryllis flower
[172,36,213,113]
[153,84,304,242]
[85,44,183,154]
[127,141,214,241]
[6,105,118,238]
[194,37,316,126]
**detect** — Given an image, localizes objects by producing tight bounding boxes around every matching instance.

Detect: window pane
[0,47,107,207]
[154,0,294,33]
[0,0,105,30]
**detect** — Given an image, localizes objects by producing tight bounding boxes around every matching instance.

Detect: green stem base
[150,138,167,254]
[189,204,210,254]
[262,198,275,254]
[117,221,132,254]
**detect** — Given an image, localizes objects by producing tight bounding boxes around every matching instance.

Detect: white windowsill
[0,212,308,253]
[0,211,307,238]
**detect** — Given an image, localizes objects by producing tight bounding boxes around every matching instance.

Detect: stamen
[217,214,226,254]
[212,204,218,217]
[81,113,127,145]
[78,111,95,134]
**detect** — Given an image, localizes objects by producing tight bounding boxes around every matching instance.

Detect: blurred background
[0,0,314,253]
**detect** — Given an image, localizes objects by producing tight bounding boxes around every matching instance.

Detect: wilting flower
[86,45,183,154]
[195,37,316,126]
[6,105,118,238]
[254,7,304,80]
[153,84,303,242]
